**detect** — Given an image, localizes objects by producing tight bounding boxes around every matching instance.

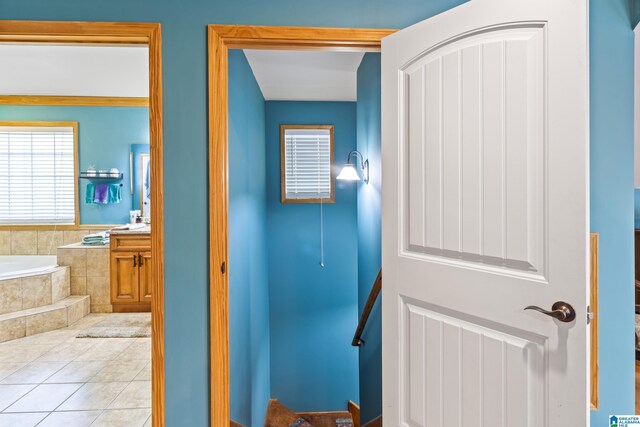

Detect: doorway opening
[207,25,393,427]
[0,21,164,427]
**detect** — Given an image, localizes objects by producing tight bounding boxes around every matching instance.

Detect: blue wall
[4,0,634,424]
[0,105,149,224]
[228,50,270,427]
[265,101,359,412]
[590,0,636,423]
[356,53,383,424]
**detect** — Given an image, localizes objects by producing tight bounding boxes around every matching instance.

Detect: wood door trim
[590,232,599,410]
[0,95,149,107]
[207,24,395,426]
[208,25,394,51]
[0,20,165,427]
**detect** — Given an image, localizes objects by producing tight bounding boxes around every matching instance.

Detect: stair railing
[352,268,382,346]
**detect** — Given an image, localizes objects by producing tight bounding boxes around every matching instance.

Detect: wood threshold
[0,95,149,107]
[207,24,395,426]
[0,20,165,427]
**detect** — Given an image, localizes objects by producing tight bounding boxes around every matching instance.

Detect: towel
[82,231,110,246]
[108,184,121,204]
[85,184,96,204]
[94,184,109,204]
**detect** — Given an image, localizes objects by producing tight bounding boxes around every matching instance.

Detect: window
[280,125,334,203]
[0,122,78,225]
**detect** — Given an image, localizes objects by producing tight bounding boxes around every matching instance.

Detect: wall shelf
[79,172,123,181]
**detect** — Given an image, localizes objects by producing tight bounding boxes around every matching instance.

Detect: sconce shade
[337,164,361,181]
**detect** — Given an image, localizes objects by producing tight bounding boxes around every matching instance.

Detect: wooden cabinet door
[139,251,152,302]
[110,251,139,303]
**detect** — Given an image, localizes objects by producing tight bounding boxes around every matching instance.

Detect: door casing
[0,20,165,427]
[207,24,395,426]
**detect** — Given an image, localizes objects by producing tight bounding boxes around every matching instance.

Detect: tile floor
[0,314,151,427]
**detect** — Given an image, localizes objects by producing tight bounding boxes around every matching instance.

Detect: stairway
[264,399,355,427]
[0,266,90,343]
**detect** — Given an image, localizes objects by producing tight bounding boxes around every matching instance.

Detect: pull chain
[319,197,325,268]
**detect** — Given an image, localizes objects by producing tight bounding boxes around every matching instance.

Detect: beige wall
[57,245,111,313]
[0,227,111,256]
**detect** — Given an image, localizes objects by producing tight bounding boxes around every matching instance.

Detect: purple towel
[94,183,109,204]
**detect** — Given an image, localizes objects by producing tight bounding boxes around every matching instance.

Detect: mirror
[131,143,151,219]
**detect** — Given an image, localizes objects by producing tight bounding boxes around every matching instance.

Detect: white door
[381,0,590,425]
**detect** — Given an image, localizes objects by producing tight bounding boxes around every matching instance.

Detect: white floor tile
[4,383,81,412]
[91,408,151,427]
[37,410,102,427]
[108,381,151,409]
[0,412,47,427]
[91,359,148,382]
[57,381,128,411]
[0,384,35,411]
[0,361,67,384]
[44,360,106,383]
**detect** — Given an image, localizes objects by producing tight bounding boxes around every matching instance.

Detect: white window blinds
[0,125,76,224]
[282,127,333,202]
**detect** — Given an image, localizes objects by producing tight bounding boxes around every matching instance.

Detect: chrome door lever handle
[524,301,576,323]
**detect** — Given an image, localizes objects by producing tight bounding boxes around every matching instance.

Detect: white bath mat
[77,313,151,338]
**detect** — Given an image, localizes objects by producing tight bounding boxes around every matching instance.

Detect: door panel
[402,301,544,426]
[110,251,139,303]
[382,0,589,425]
[402,23,545,275]
[139,251,152,302]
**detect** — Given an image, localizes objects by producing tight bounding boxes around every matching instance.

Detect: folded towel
[108,184,121,204]
[85,184,96,204]
[82,231,110,246]
[94,184,109,204]
[82,240,110,246]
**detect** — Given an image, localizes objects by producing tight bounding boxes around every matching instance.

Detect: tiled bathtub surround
[57,245,111,313]
[0,266,90,343]
[0,268,70,314]
[0,228,111,256]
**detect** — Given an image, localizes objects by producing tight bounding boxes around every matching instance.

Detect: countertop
[109,225,151,235]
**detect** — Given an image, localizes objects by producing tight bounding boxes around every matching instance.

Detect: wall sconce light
[337,150,369,184]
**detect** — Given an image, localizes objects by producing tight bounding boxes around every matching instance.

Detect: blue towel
[85,184,96,204]
[94,184,108,204]
[108,184,121,204]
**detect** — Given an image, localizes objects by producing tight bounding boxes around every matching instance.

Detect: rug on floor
[77,313,151,338]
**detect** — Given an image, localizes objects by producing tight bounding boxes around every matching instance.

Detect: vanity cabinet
[110,233,151,312]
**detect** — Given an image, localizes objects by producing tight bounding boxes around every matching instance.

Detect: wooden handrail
[353,268,382,346]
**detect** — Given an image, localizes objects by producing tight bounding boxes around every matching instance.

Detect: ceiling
[243,49,365,102]
[0,44,149,97]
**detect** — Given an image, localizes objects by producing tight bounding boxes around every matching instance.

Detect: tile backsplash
[0,228,110,256]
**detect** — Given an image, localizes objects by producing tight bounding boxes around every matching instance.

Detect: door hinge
[587,305,593,324]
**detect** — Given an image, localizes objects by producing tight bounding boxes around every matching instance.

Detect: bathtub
[0,256,58,280]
